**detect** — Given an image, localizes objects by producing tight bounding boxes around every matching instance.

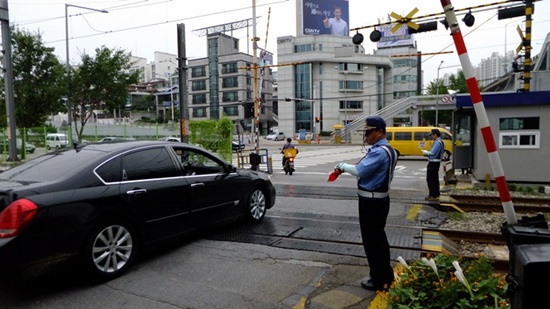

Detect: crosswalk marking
[234,146,368,168]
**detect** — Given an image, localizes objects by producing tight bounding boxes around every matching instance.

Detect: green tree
[70,46,140,142]
[447,70,469,94]
[0,27,66,129]
[130,93,156,111]
[424,70,470,126]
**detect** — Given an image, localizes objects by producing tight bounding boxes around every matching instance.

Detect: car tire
[245,187,267,223]
[82,222,137,281]
[47,145,51,150]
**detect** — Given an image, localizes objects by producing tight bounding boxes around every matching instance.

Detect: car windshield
[0,150,97,182]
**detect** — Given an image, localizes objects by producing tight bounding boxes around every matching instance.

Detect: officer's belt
[357,190,389,199]
[428,159,441,162]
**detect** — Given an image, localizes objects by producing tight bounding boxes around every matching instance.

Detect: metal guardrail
[236,148,273,174]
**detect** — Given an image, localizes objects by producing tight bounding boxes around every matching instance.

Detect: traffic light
[498,5,528,20]
[408,21,438,34]
[315,117,320,123]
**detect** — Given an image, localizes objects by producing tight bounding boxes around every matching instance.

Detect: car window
[122,147,180,181]
[394,132,412,141]
[414,132,428,140]
[173,147,224,175]
[441,132,452,140]
[96,156,122,182]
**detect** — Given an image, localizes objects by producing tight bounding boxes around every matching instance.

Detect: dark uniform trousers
[426,161,441,198]
[358,195,394,290]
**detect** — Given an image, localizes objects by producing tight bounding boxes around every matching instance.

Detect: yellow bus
[385,126,455,160]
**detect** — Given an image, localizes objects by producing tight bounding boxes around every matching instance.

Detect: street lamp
[65,3,108,147]
[435,60,444,126]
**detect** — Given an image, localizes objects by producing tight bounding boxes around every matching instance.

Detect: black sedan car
[0,141,275,281]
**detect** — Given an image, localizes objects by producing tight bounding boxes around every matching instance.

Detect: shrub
[385,254,509,308]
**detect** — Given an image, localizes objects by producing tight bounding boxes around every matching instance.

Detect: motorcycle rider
[281,138,298,168]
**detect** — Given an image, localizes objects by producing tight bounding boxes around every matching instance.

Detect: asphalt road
[0,140,437,309]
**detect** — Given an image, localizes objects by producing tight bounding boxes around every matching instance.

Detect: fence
[236,148,273,174]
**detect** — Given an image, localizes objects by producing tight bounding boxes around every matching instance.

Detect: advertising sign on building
[376,24,415,48]
[302,0,349,36]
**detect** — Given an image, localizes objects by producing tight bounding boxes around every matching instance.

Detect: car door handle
[126,189,147,195]
[191,183,205,188]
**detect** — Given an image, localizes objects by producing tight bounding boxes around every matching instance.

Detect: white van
[46,133,69,150]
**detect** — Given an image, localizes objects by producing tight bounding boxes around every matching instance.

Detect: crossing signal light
[408,21,438,34]
[315,117,320,123]
[498,5,528,20]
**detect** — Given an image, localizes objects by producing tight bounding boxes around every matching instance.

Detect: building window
[499,117,539,130]
[294,44,313,53]
[191,67,206,77]
[223,106,239,116]
[499,117,540,149]
[222,63,238,74]
[222,77,238,88]
[193,107,207,117]
[499,132,539,149]
[192,94,207,104]
[192,80,207,91]
[339,80,363,90]
[393,75,417,83]
[336,63,366,72]
[339,100,363,110]
[222,91,238,102]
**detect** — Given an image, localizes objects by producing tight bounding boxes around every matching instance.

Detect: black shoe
[360,279,376,291]
[361,278,391,291]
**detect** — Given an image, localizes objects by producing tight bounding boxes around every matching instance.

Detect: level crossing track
[208,186,547,272]
[448,194,550,213]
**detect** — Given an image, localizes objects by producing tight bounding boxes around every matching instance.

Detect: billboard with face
[302,0,349,36]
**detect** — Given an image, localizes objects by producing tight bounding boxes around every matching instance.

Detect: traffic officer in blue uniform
[422,128,444,201]
[335,116,398,291]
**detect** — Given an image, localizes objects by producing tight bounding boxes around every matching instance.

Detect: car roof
[0,141,216,183]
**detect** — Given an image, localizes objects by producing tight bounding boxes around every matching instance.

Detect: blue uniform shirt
[427,137,444,161]
[355,138,393,192]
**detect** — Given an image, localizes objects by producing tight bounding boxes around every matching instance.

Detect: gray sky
[7,0,550,85]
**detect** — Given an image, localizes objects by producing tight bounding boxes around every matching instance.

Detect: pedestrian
[422,128,444,201]
[280,137,298,168]
[323,5,349,36]
[335,116,398,291]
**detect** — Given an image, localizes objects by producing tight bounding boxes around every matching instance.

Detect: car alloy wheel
[247,187,266,222]
[84,223,136,280]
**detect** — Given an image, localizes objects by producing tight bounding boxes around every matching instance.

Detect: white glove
[421,150,429,155]
[337,162,359,177]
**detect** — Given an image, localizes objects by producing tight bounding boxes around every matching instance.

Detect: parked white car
[158,137,181,142]
[266,132,285,141]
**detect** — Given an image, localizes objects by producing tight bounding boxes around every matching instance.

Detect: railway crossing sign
[390,8,420,33]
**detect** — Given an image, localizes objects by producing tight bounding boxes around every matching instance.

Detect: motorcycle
[282,148,298,175]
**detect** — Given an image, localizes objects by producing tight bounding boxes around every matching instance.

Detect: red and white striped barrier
[440,0,517,224]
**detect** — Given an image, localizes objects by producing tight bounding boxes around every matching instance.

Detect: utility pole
[252,0,260,151]
[0,0,18,161]
[177,23,189,143]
